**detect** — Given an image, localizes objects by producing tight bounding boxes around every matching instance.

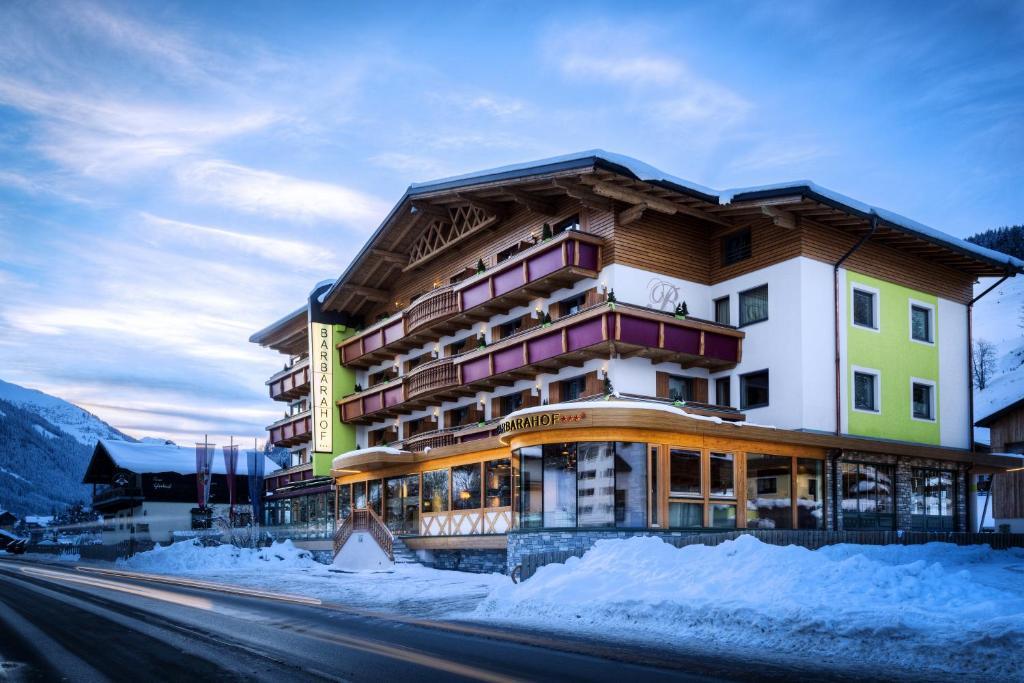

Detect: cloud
[560,55,684,87]
[176,160,389,227]
[368,152,454,179]
[140,213,337,270]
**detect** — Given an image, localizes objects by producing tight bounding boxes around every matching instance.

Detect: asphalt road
[0,557,895,683]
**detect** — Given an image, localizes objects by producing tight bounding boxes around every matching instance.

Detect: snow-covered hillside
[974,276,1024,445]
[0,379,131,446]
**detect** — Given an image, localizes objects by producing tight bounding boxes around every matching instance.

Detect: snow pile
[331,532,392,571]
[474,536,1024,679]
[120,539,320,573]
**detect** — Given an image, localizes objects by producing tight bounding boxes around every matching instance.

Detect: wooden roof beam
[345,284,390,303]
[411,201,452,223]
[505,188,557,215]
[761,205,798,230]
[551,180,615,212]
[369,248,407,265]
[580,176,731,227]
[455,193,507,217]
[617,203,647,226]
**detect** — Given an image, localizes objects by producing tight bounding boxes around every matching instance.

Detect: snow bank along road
[0,556,829,683]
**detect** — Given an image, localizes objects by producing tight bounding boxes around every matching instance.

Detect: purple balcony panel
[577,242,598,270]
[493,345,525,373]
[663,325,701,355]
[526,245,564,280]
[566,317,605,351]
[342,402,361,421]
[461,280,490,310]
[362,330,383,354]
[493,266,526,297]
[618,315,660,348]
[460,356,491,384]
[383,321,404,344]
[363,392,382,413]
[384,385,403,407]
[527,331,563,364]
[342,342,362,364]
[460,431,493,443]
[703,332,739,362]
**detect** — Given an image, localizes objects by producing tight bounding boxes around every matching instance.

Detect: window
[498,317,523,339]
[452,464,481,510]
[368,367,394,387]
[614,443,647,528]
[714,296,730,325]
[496,244,520,263]
[739,285,768,326]
[740,370,769,409]
[746,453,792,529]
[709,452,734,497]
[911,468,955,531]
[715,377,731,408]
[448,405,471,427]
[384,474,419,534]
[669,449,701,496]
[485,459,512,508]
[912,380,934,420]
[553,214,580,235]
[543,443,577,527]
[557,293,586,318]
[500,392,524,416]
[910,303,933,343]
[421,469,449,513]
[709,504,736,529]
[853,370,879,412]
[577,442,615,527]
[560,375,588,401]
[368,479,382,516]
[852,288,877,329]
[797,459,823,529]
[519,446,543,528]
[448,336,473,356]
[353,481,367,510]
[405,353,429,373]
[669,502,704,528]
[668,375,693,402]
[841,462,895,530]
[721,228,751,266]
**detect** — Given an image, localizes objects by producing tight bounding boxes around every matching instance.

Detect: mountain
[973,275,1024,445]
[0,379,133,516]
[967,225,1024,261]
[0,379,131,446]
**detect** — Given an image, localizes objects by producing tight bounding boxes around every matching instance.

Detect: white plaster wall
[602,263,711,317]
[938,298,970,448]
[708,258,806,429]
[799,258,839,432]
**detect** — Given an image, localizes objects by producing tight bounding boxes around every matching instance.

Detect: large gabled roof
[305,150,1021,318]
[83,439,281,484]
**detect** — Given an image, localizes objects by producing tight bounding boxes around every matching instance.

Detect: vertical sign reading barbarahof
[311,322,333,453]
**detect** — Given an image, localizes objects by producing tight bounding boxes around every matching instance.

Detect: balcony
[338,378,406,425]
[267,356,310,402]
[92,485,144,512]
[339,230,604,368]
[400,429,456,452]
[268,409,312,447]
[337,303,743,427]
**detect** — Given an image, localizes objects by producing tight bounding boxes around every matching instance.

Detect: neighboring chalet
[0,510,18,532]
[83,440,280,545]
[977,396,1024,532]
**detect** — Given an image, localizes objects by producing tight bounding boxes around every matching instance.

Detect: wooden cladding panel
[993,471,1024,519]
[582,206,615,267]
[365,196,606,321]
[693,377,709,404]
[656,371,670,399]
[800,221,974,304]
[584,371,603,397]
[710,221,802,284]
[614,210,711,284]
[989,410,1024,453]
[655,371,708,403]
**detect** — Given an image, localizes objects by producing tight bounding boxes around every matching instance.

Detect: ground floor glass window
[746,453,792,529]
[911,468,955,531]
[841,462,895,530]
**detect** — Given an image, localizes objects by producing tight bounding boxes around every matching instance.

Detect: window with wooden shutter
[547,379,561,404]
[585,371,602,397]
[656,372,670,399]
[522,388,540,408]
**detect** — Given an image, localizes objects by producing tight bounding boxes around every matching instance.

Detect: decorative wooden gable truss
[405,202,502,271]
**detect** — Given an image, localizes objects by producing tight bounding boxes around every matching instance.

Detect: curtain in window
[740,287,768,325]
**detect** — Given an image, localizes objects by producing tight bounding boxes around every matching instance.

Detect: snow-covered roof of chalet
[976,395,1024,428]
[317,150,1022,316]
[331,446,412,472]
[85,439,281,481]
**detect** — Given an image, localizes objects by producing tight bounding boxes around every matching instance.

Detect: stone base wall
[508,529,707,575]
[835,451,969,532]
[417,548,507,574]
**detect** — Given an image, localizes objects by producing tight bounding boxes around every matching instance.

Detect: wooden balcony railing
[267,358,310,402]
[267,409,312,447]
[406,288,459,333]
[400,430,456,452]
[338,508,394,559]
[338,230,604,369]
[337,378,405,424]
[405,356,459,399]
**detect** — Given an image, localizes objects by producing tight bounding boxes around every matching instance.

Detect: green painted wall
[312,324,356,478]
[846,272,940,445]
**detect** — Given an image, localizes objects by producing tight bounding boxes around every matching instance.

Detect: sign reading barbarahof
[496,411,586,435]
[311,322,333,453]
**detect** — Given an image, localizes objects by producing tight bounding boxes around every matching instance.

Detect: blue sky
[0,0,1022,444]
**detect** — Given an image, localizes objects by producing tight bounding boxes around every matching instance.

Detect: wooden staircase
[333,508,394,561]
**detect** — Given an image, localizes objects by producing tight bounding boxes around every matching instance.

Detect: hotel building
[251,151,1023,571]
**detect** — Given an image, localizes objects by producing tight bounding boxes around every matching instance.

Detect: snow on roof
[332,446,409,469]
[503,398,775,429]
[720,180,1024,273]
[97,439,281,476]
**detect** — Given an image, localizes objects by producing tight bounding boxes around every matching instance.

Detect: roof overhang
[976,396,1024,428]
[248,306,307,355]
